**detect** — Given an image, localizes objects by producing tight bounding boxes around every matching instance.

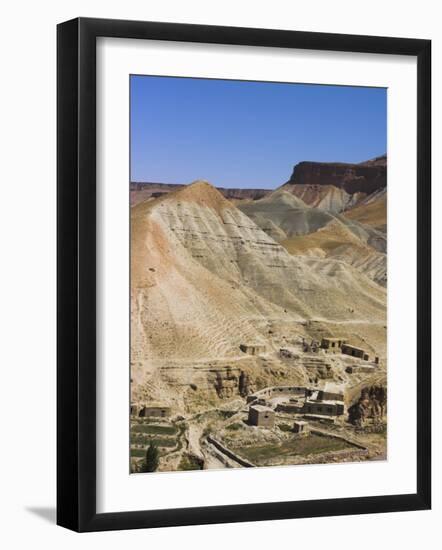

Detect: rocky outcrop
[348,385,386,426]
[283,156,386,195]
[213,367,240,399]
[359,155,387,167]
[239,371,251,397]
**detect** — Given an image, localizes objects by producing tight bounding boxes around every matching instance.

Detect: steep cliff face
[284,157,386,195]
[279,155,386,214]
[359,155,387,167]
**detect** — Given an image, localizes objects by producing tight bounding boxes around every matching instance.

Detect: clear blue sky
[130,75,386,189]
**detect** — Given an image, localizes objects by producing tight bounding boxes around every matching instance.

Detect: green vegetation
[131,437,176,449]
[178,454,203,471]
[236,434,354,464]
[131,424,177,435]
[140,443,159,473]
[219,410,236,419]
[202,423,215,438]
[129,420,186,467]
[226,422,243,431]
[278,423,292,432]
[131,449,149,458]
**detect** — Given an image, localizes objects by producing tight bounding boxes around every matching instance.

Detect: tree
[140,443,160,473]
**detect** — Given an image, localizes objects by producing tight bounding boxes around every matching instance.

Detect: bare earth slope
[279,183,361,214]
[131,181,386,410]
[281,220,387,287]
[237,189,386,285]
[237,190,335,239]
[343,190,387,232]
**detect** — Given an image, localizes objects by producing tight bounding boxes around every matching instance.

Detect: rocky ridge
[280,155,386,214]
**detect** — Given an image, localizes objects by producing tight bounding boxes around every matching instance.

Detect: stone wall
[206,436,256,468]
[247,385,308,403]
[275,402,303,414]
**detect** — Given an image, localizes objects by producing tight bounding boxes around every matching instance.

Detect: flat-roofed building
[248,405,275,428]
[293,420,310,435]
[346,365,376,374]
[240,343,266,356]
[275,401,303,414]
[341,343,369,361]
[316,383,344,402]
[302,399,345,417]
[321,337,347,350]
[139,405,171,418]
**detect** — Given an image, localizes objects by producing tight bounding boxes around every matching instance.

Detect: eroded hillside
[131,181,386,416]
[237,189,387,286]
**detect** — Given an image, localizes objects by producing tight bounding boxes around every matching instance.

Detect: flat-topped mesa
[359,154,387,167]
[285,156,387,195]
[165,179,234,213]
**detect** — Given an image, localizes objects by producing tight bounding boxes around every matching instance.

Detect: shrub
[226,422,243,431]
[178,454,203,471]
[278,423,292,432]
[140,443,159,473]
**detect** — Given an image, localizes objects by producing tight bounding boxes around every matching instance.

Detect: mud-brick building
[315,388,344,402]
[302,399,344,417]
[345,365,376,374]
[130,404,141,416]
[248,405,275,428]
[293,420,310,435]
[341,343,369,361]
[275,401,303,414]
[321,337,347,351]
[138,405,171,418]
[240,343,266,356]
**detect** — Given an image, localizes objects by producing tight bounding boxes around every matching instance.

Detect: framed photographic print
[57,17,431,532]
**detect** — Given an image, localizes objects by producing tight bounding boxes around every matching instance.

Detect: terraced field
[130,418,184,464]
[235,433,355,466]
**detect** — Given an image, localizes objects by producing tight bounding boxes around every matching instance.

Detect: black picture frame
[57,17,431,532]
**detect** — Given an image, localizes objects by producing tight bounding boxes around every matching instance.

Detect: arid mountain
[281,220,387,287]
[278,184,363,213]
[359,154,387,167]
[279,155,386,213]
[238,190,335,240]
[237,189,386,285]
[130,181,271,206]
[284,156,386,194]
[343,189,387,232]
[238,190,385,245]
[131,181,386,410]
